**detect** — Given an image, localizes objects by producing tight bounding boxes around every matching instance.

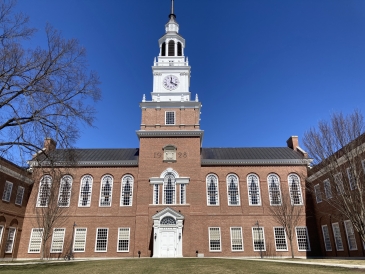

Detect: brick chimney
[286,136,299,151]
[43,137,57,152]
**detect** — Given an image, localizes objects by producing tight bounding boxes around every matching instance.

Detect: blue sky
[15,0,365,150]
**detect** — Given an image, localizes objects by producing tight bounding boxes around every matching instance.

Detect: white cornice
[0,164,32,184]
[140,101,201,109]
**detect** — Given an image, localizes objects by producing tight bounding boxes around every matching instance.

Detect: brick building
[15,1,315,259]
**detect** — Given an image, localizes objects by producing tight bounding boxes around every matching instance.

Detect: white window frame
[227,174,240,206]
[78,175,93,207]
[252,227,266,251]
[267,174,281,206]
[206,174,219,206]
[15,186,25,206]
[247,174,261,206]
[58,175,72,207]
[274,227,288,251]
[163,173,176,205]
[334,173,344,194]
[346,167,356,190]
[208,227,221,252]
[321,225,332,251]
[314,184,322,203]
[120,175,134,206]
[99,175,113,207]
[153,184,159,205]
[323,179,332,199]
[165,111,175,125]
[295,226,311,251]
[5,227,16,253]
[36,175,52,207]
[0,225,4,247]
[230,227,243,251]
[2,181,13,202]
[50,228,66,253]
[332,222,344,251]
[344,220,358,251]
[117,227,130,252]
[28,228,43,253]
[288,174,303,205]
[180,183,186,204]
[73,228,87,252]
[95,228,108,252]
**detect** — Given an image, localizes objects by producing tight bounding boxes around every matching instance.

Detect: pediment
[152,207,184,220]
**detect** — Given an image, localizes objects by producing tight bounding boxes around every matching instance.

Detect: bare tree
[0,0,101,165]
[304,110,365,244]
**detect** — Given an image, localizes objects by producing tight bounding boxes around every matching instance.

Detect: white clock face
[163,75,179,90]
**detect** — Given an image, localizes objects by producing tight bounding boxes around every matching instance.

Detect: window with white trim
[58,175,72,207]
[165,111,175,125]
[247,174,261,205]
[344,220,357,250]
[314,184,322,203]
[209,227,221,251]
[78,175,93,207]
[99,175,113,207]
[121,175,133,206]
[95,228,108,252]
[206,174,219,205]
[50,228,65,253]
[2,181,13,202]
[323,179,332,199]
[346,168,356,190]
[252,227,266,251]
[163,173,176,204]
[288,174,303,205]
[153,184,159,204]
[267,174,281,205]
[117,228,130,252]
[0,225,4,247]
[28,228,43,253]
[334,173,344,194]
[227,174,240,206]
[332,222,344,251]
[296,227,310,251]
[5,227,16,253]
[321,225,332,251]
[36,175,52,207]
[73,228,87,252]
[15,186,25,206]
[274,227,288,251]
[230,227,243,251]
[180,184,186,204]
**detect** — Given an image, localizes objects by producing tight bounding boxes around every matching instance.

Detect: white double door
[160,230,176,257]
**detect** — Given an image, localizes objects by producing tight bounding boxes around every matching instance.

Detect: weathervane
[169,0,176,19]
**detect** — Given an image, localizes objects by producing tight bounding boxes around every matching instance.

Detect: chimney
[44,138,57,152]
[286,136,299,151]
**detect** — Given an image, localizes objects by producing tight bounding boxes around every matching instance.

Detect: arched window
[288,174,303,205]
[267,174,281,205]
[161,42,166,56]
[99,175,113,207]
[163,173,176,204]
[121,175,133,206]
[206,174,219,205]
[247,174,261,205]
[177,42,182,56]
[227,174,240,206]
[160,216,176,225]
[168,40,175,56]
[78,175,93,207]
[58,175,72,207]
[36,175,52,207]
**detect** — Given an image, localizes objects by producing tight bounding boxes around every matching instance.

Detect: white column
[174,40,177,56]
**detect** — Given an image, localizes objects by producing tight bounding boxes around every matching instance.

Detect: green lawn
[0,258,363,274]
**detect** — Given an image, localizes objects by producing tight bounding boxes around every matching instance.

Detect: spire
[169,0,176,20]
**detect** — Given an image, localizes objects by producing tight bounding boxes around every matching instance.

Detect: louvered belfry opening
[168,40,175,56]
[161,42,166,56]
[177,42,182,56]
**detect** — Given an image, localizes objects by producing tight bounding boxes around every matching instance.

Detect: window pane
[322,225,332,251]
[2,181,13,202]
[79,175,93,207]
[5,227,16,253]
[100,175,113,207]
[121,175,133,206]
[117,228,130,252]
[230,227,243,251]
[332,223,344,251]
[28,228,43,253]
[288,174,303,205]
[248,174,261,205]
[296,227,310,251]
[58,175,72,207]
[73,228,87,252]
[227,175,240,206]
[274,227,287,251]
[209,227,221,251]
[252,227,265,251]
[50,228,65,253]
[268,175,281,205]
[15,186,25,205]
[95,228,108,252]
[207,175,219,205]
[344,220,357,250]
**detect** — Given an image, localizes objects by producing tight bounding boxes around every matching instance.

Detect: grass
[0,258,364,274]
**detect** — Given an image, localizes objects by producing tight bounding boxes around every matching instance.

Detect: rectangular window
[165,111,175,125]
[95,228,108,252]
[314,184,322,203]
[73,228,87,252]
[321,225,332,251]
[117,228,130,252]
[50,228,66,253]
[252,227,266,251]
[209,227,221,252]
[180,184,186,204]
[332,222,344,251]
[296,227,310,251]
[153,184,159,204]
[274,227,288,251]
[5,227,16,253]
[346,168,356,190]
[230,227,243,251]
[0,226,3,246]
[344,220,357,250]
[334,173,344,194]
[323,179,332,199]
[28,228,43,253]
[15,186,25,206]
[2,181,13,202]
